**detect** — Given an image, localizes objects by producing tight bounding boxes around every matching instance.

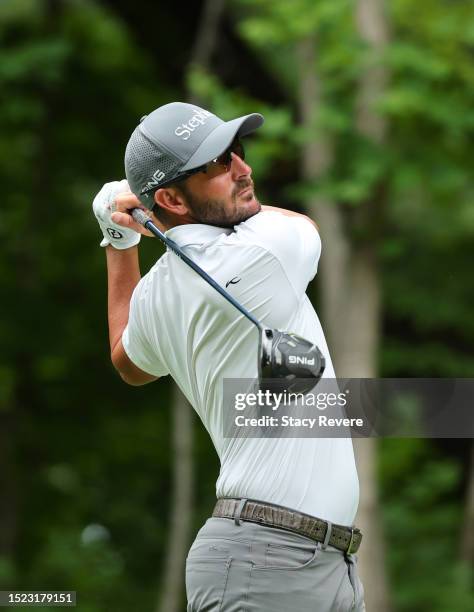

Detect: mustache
[232,179,254,198]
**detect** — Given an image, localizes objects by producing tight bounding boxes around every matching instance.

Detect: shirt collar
[165,223,234,247]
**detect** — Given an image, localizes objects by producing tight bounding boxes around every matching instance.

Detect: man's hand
[111,190,160,236]
[93,180,152,249]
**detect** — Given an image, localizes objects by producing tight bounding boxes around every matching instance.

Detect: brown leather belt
[212,498,362,555]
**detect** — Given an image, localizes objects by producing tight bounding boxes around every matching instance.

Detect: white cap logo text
[174,108,213,141]
[144,168,166,193]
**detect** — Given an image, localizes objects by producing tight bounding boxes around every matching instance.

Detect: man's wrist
[104,242,139,253]
[104,243,140,253]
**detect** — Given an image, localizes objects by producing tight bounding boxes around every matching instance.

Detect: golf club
[131,208,325,393]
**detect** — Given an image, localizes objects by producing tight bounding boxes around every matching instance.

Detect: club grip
[131,208,150,226]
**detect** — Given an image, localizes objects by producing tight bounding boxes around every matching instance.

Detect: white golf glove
[92,180,141,249]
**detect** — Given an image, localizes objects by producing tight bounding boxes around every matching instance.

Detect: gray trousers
[186,517,366,611]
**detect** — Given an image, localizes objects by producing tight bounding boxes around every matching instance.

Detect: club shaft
[131,209,263,330]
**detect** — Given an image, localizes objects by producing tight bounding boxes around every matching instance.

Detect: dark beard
[180,180,260,228]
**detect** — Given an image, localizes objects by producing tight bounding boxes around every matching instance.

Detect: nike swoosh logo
[226,276,241,288]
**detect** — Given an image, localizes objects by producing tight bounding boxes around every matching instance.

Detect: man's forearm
[261,205,319,231]
[106,245,141,355]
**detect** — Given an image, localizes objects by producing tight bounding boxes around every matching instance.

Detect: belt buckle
[347,528,356,554]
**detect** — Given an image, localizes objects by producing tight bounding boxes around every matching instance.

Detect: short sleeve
[122,280,170,377]
[236,211,321,298]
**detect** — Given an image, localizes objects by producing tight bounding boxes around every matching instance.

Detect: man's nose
[230,151,252,180]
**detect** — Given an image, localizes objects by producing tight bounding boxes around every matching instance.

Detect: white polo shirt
[122,210,359,526]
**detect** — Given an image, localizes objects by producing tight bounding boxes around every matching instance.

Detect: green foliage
[380,439,474,612]
[231,0,474,366]
[187,67,294,185]
[1,0,472,610]
[0,0,179,608]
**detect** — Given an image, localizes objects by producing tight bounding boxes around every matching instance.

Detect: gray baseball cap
[125,102,264,209]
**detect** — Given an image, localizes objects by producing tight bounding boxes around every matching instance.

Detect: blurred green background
[0,0,473,610]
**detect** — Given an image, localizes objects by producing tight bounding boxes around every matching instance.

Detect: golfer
[93,102,365,611]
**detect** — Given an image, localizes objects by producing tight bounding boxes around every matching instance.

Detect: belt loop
[321,521,333,550]
[346,528,355,555]
[234,498,248,526]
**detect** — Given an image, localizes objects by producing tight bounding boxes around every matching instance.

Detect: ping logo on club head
[289,356,315,365]
[107,228,123,239]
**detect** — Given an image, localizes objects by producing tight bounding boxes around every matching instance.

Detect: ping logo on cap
[144,168,166,192]
[174,108,214,141]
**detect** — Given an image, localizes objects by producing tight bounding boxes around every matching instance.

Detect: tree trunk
[335,245,389,609]
[189,0,226,75]
[351,3,391,611]
[156,386,194,612]
[355,0,390,144]
[298,0,392,604]
[297,37,348,351]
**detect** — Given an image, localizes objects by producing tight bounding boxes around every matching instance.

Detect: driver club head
[257,328,326,394]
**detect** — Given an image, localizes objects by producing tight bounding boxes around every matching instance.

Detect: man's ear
[154,187,188,216]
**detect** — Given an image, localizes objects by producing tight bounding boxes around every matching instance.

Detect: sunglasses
[203,138,245,178]
[141,139,245,196]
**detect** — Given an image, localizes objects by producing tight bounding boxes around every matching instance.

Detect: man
[93,102,365,611]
